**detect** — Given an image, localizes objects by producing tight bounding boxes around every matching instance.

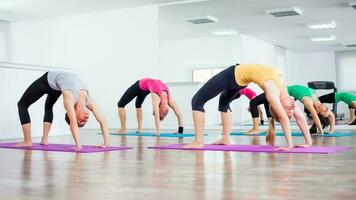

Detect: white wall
[0,21,10,61]
[284,51,337,113]
[159,34,287,126]
[4,5,159,139]
[335,50,356,118]
[336,51,356,91]
[286,52,336,85]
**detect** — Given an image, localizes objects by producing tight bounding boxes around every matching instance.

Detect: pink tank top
[239,88,256,100]
[139,78,170,100]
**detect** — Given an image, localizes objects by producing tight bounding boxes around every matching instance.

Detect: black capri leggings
[318,92,336,104]
[18,72,62,125]
[191,65,246,112]
[117,81,150,108]
[319,92,354,109]
[249,93,271,118]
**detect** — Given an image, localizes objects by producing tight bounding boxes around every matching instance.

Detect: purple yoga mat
[148,144,352,154]
[0,143,132,153]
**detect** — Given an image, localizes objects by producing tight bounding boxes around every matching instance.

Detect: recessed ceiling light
[186,15,218,24]
[307,21,337,29]
[211,29,238,36]
[159,0,209,7]
[265,7,303,17]
[310,35,336,42]
[349,1,356,10]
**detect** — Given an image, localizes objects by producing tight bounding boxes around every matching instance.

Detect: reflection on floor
[0,129,355,200]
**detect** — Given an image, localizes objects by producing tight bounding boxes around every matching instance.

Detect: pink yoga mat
[148,144,351,154]
[0,143,132,153]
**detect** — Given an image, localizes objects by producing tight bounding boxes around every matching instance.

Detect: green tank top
[287,85,314,101]
[335,92,356,105]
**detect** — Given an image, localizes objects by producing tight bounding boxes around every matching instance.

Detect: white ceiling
[0,0,177,21]
[0,0,355,52]
[159,0,356,52]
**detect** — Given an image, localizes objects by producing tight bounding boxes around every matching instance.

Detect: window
[192,67,225,82]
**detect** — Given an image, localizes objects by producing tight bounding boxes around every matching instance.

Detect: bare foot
[136,129,142,133]
[276,146,293,151]
[182,141,204,149]
[211,138,230,145]
[15,142,32,147]
[70,146,83,150]
[40,138,48,145]
[246,129,260,135]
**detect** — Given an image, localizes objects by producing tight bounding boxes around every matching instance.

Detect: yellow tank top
[234,64,283,90]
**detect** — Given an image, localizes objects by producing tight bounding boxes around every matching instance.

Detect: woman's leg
[135,92,150,132]
[318,92,336,104]
[213,89,240,144]
[246,93,267,134]
[17,74,48,146]
[41,92,61,145]
[258,106,264,124]
[117,81,141,133]
[184,66,237,148]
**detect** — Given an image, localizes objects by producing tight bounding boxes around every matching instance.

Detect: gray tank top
[47,71,88,101]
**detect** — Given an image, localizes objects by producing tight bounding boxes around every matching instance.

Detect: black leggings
[318,92,335,104]
[18,72,62,125]
[249,93,271,118]
[319,92,354,109]
[191,65,246,112]
[117,81,150,108]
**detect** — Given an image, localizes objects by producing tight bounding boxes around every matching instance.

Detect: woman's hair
[65,113,85,127]
[269,106,279,123]
[269,105,294,123]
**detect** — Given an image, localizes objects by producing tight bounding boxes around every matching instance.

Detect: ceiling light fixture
[211,29,238,36]
[307,21,337,29]
[265,7,303,17]
[310,35,336,42]
[159,0,209,7]
[186,15,218,24]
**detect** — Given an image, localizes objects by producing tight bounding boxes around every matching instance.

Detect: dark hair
[65,113,70,125]
[65,113,85,127]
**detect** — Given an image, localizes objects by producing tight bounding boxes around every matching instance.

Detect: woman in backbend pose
[184,64,311,151]
[117,78,183,135]
[246,93,273,134]
[287,85,335,134]
[17,71,110,150]
[318,91,356,125]
[217,87,266,134]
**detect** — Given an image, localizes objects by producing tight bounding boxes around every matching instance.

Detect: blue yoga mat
[230,132,353,137]
[100,132,204,138]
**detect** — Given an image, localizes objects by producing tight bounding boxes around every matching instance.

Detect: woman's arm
[327,110,335,133]
[264,80,293,150]
[168,99,184,132]
[87,98,110,147]
[293,106,312,147]
[62,91,82,149]
[151,93,161,135]
[304,100,324,134]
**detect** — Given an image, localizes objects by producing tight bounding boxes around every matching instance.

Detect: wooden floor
[0,129,356,200]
